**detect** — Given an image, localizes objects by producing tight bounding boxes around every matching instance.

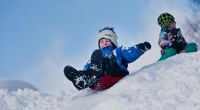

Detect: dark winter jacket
[84,45,145,90]
[84,45,144,77]
[158,28,187,53]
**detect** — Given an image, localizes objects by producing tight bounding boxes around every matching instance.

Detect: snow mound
[0,52,200,110]
[0,79,37,91]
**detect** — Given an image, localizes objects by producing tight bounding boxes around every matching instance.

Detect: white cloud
[0,79,37,91]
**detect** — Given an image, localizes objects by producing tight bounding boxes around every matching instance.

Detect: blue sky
[1,0,146,75]
[0,0,192,93]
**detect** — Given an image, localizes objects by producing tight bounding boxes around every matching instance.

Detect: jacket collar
[101,46,114,57]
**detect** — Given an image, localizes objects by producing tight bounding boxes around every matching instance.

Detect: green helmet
[157,13,175,28]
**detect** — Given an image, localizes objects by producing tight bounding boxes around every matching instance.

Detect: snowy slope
[1,52,200,110]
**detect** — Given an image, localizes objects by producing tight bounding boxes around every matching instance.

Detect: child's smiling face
[99,38,113,49]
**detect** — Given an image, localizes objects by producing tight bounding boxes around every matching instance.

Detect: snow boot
[63,50,104,90]
[64,66,93,90]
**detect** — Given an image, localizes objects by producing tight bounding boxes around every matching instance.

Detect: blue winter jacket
[84,45,144,76]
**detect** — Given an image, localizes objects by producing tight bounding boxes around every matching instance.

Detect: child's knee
[159,48,177,61]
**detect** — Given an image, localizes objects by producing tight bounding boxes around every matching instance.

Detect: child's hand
[136,42,151,52]
[169,35,176,42]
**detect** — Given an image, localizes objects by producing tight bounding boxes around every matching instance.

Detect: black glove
[136,41,151,52]
[85,49,105,79]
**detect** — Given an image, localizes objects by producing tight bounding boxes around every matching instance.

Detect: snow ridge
[1,52,200,110]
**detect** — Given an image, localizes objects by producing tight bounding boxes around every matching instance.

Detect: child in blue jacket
[64,27,151,91]
[157,13,198,61]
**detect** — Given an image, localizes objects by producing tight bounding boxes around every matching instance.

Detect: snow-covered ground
[0,79,37,92]
[1,52,200,110]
